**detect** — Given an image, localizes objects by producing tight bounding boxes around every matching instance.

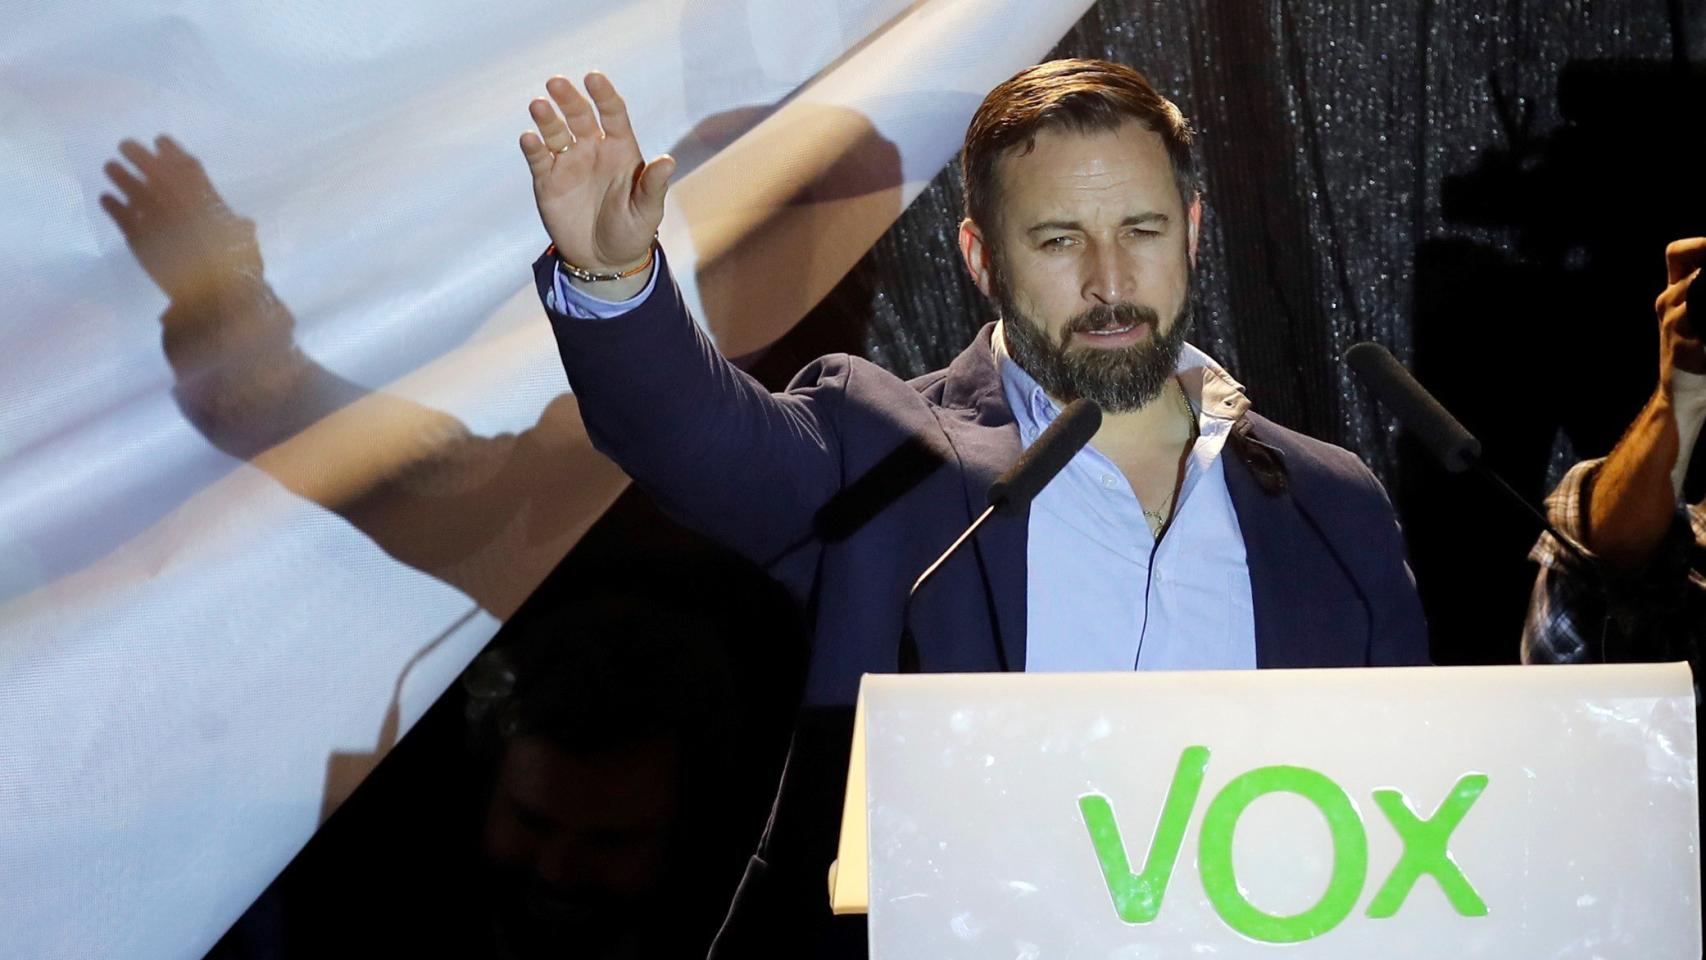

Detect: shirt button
[1101,474,1116,488]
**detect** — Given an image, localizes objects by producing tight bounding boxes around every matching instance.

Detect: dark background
[209,1,1704,956]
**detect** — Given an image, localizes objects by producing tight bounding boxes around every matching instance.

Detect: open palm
[520,72,675,274]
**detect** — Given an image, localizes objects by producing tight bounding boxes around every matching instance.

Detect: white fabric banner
[0,1,1094,956]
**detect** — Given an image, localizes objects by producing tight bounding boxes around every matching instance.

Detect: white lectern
[830,663,1700,958]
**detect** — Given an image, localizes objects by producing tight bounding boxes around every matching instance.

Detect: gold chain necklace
[1141,381,1199,538]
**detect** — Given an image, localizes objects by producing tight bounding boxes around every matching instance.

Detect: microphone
[1344,342,1481,472]
[986,398,1105,513]
[1345,341,1595,569]
[897,398,1103,671]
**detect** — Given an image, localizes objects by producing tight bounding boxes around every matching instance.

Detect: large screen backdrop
[0,1,1096,956]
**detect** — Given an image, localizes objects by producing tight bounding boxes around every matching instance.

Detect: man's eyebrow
[1025,213,1170,235]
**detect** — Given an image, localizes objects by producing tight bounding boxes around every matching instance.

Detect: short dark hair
[960,58,1198,241]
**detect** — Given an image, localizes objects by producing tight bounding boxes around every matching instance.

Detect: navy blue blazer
[536,248,1430,954]
[538,248,1429,692]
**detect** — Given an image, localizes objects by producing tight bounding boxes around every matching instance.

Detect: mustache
[1061,302,1162,341]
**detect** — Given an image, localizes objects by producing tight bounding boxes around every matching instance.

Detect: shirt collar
[991,319,1251,437]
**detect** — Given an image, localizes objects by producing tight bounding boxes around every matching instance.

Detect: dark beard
[997,278,1194,414]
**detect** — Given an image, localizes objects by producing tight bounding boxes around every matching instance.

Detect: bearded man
[518,59,1429,956]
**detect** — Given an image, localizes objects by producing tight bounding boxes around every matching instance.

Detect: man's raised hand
[1658,237,1706,385]
[520,72,675,285]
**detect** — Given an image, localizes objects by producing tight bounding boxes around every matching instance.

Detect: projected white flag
[0,0,1094,956]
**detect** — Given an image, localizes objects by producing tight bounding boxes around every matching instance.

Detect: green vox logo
[1079,746,1488,944]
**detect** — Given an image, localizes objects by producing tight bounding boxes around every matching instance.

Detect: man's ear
[959,218,995,299]
[1186,192,1203,267]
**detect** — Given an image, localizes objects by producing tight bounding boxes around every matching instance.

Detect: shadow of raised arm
[101,136,628,620]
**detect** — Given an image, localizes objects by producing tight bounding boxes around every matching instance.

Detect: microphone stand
[895,397,1103,674]
[1468,460,1596,570]
[898,505,997,673]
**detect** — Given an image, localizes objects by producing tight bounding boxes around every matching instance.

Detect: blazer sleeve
[535,246,845,566]
[1347,458,1433,666]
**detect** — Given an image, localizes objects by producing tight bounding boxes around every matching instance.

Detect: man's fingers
[635,155,675,214]
[1683,280,1699,323]
[1660,271,1700,329]
[519,130,554,177]
[586,72,635,143]
[1686,268,1702,330]
[529,96,573,154]
[547,75,601,142]
[1665,237,1706,284]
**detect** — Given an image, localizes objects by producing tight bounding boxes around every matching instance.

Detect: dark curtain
[755,0,1706,665]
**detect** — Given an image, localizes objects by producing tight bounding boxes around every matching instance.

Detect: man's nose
[1083,243,1137,305]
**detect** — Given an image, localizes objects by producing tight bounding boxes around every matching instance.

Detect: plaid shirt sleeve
[1521,461,1603,665]
[1521,459,1706,666]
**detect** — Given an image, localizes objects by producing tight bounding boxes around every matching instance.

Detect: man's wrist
[557,245,653,281]
[1584,398,1683,570]
[565,261,654,302]
[556,245,655,302]
[547,247,659,316]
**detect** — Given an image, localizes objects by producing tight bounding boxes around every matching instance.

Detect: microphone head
[987,397,1102,514]
[1346,342,1482,473]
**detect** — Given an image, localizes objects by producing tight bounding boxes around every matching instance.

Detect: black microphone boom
[987,397,1105,513]
[897,397,1103,672]
[1345,340,1596,570]
[912,396,1102,600]
[1344,342,1481,472]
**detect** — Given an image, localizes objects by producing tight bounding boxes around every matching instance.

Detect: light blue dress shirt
[993,327,1257,671]
[551,261,1257,671]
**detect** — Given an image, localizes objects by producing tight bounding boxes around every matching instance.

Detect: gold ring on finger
[553,142,572,155]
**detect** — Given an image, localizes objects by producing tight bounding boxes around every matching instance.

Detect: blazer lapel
[1223,431,1306,669]
[1227,417,1383,669]
[943,418,1027,673]
[933,325,1027,673]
